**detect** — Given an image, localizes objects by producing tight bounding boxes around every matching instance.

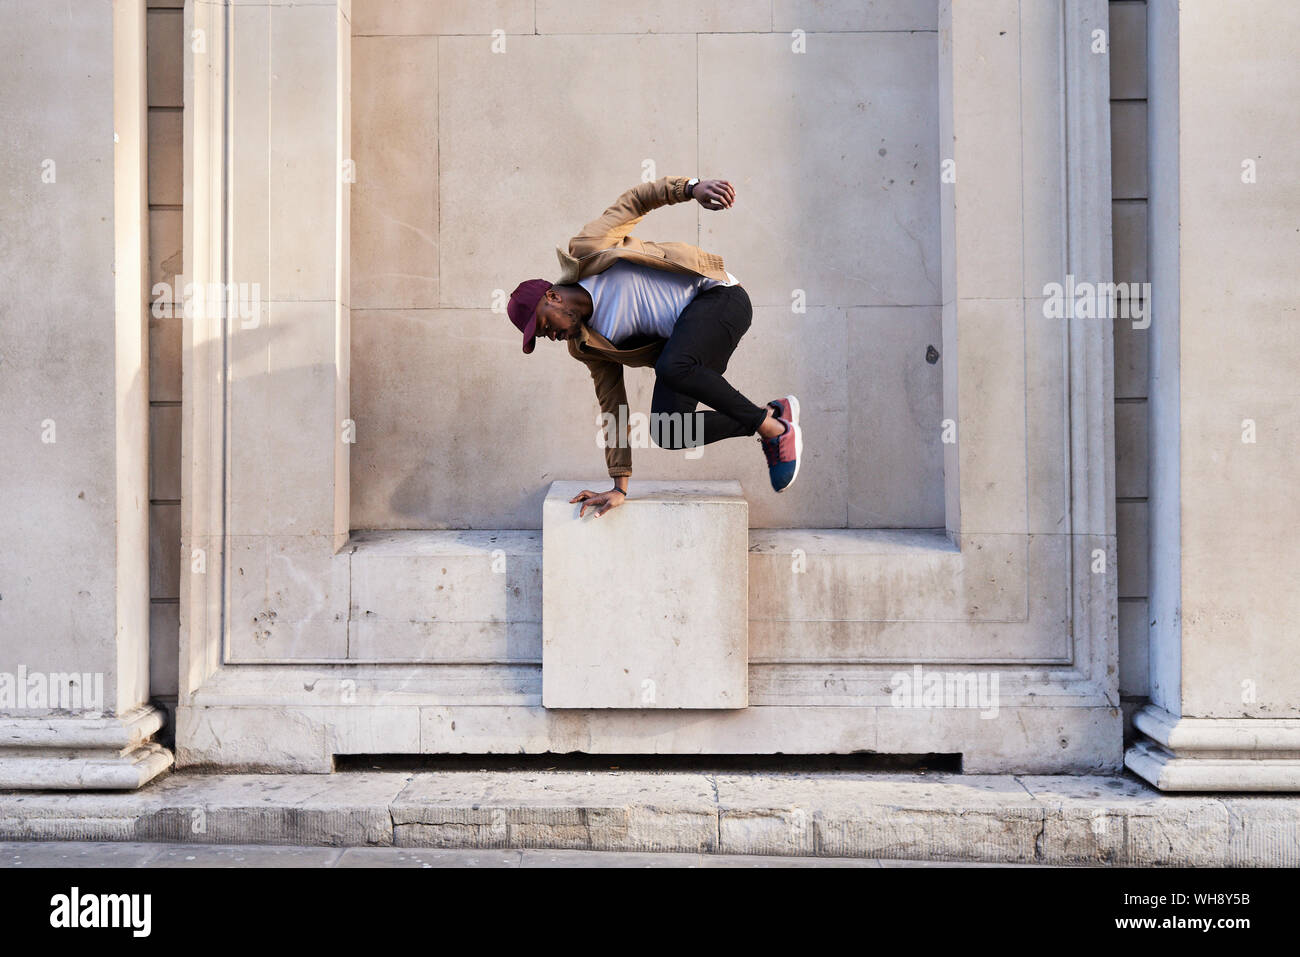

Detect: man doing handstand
[506,175,802,517]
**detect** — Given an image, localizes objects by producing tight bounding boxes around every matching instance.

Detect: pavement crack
[707,773,721,853]
[1011,775,1038,800]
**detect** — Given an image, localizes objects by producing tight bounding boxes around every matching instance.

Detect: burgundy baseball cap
[507,279,553,354]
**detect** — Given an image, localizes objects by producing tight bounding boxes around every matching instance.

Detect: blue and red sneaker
[759,396,802,493]
[767,394,800,430]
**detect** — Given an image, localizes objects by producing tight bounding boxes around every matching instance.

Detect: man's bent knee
[654,353,695,387]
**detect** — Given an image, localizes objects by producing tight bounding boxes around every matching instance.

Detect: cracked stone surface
[2,770,1297,865]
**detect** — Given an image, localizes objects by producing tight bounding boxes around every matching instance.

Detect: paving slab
[143,844,345,867]
[714,772,1044,862]
[1,841,165,868]
[337,847,524,868]
[0,772,411,847]
[390,771,719,853]
[519,849,711,868]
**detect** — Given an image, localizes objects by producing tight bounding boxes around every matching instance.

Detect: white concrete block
[352,0,534,36]
[542,481,748,709]
[1108,2,1148,100]
[699,32,941,309]
[350,35,439,309]
[537,0,769,34]
[146,108,182,205]
[1114,401,1148,498]
[347,530,542,661]
[1110,100,1148,199]
[774,0,939,32]
[1118,598,1149,697]
[437,34,697,308]
[146,7,183,108]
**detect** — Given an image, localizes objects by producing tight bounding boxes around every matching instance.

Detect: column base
[1125,705,1300,791]
[0,704,174,789]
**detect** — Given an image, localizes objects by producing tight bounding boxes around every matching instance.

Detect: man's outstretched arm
[567,176,736,259]
[569,355,631,517]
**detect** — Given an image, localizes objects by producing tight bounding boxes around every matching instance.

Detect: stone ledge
[333,526,1038,667]
[1,770,1297,865]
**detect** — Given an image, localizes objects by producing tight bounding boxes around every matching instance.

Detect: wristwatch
[685,177,700,199]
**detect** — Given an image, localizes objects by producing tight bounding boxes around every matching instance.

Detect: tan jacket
[559,175,731,479]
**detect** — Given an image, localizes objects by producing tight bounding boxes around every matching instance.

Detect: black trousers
[648,283,767,450]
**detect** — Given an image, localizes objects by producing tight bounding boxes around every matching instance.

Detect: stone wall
[167,0,1121,774]
[348,0,947,530]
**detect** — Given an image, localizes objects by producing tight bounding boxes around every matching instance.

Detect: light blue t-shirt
[578,260,739,344]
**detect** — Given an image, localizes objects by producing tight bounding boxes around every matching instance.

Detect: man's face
[535,289,585,342]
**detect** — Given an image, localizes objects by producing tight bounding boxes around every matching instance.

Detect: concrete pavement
[0,841,1056,868]
[1,769,1297,866]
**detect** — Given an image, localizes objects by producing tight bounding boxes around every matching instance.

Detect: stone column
[1127,0,1300,790]
[0,0,171,788]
